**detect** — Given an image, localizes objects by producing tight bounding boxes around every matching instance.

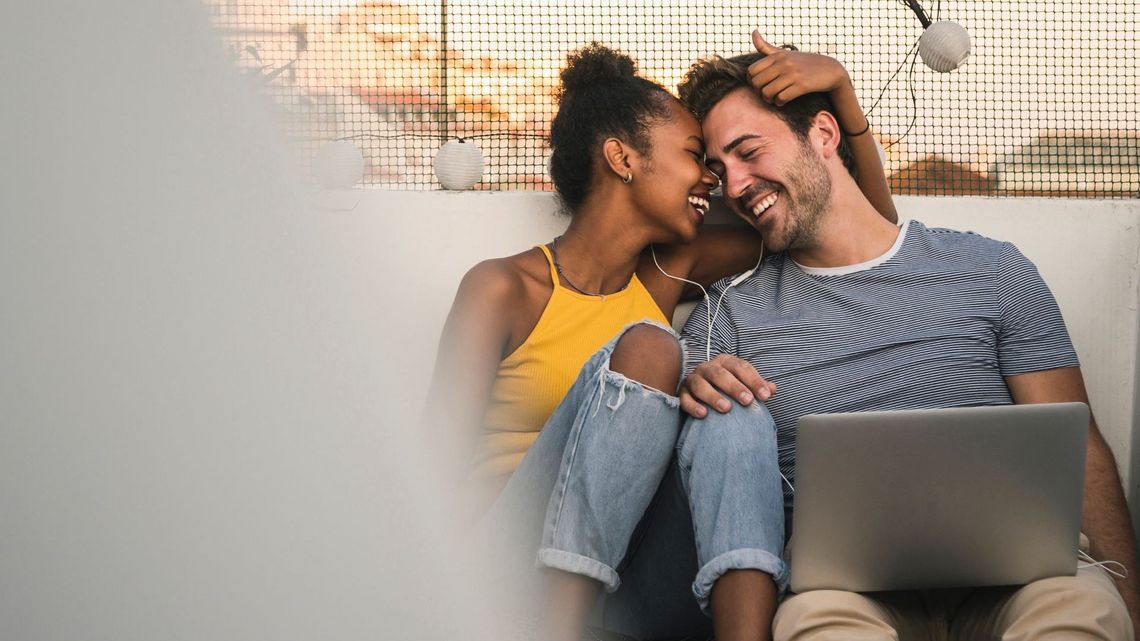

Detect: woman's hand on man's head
[747,30,853,107]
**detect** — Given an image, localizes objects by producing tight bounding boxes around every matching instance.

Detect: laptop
[789,402,1088,594]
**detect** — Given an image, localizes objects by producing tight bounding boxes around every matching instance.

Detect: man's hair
[677,52,857,179]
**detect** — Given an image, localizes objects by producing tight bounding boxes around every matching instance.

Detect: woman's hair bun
[557,43,638,98]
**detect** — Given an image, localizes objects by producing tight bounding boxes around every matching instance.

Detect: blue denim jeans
[476,321,786,639]
[677,397,789,606]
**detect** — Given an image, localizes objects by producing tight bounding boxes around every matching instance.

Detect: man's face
[702,88,832,253]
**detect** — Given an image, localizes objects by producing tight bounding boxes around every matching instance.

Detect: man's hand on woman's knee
[680,354,776,418]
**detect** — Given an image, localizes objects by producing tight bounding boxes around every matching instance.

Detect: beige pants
[774,556,1132,640]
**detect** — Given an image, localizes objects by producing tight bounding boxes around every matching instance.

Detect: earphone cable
[650,238,764,363]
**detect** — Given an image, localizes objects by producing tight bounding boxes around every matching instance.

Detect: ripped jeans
[476,321,786,640]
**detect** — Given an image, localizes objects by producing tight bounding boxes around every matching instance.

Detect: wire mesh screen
[208,0,1139,197]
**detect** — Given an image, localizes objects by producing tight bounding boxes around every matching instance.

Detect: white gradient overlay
[1,3,507,640]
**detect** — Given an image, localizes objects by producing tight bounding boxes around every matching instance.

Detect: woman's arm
[422,260,517,496]
[826,75,896,223]
[747,30,898,223]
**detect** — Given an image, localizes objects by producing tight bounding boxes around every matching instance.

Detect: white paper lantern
[434,139,484,190]
[919,21,971,73]
[312,140,364,190]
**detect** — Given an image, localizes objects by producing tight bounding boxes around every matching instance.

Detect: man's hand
[679,354,776,418]
[747,30,855,106]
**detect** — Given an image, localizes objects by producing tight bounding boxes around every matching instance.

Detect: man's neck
[788,180,900,269]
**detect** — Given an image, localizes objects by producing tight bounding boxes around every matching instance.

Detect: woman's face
[632,99,718,243]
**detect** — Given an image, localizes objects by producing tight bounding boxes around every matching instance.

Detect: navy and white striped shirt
[680,220,1079,503]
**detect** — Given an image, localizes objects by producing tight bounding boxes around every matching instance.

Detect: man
[673,32,1139,639]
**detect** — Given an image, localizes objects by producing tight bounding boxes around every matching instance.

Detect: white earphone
[650,237,764,362]
[653,240,798,494]
[728,267,756,288]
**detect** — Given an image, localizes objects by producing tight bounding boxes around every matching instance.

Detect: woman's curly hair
[548,43,676,210]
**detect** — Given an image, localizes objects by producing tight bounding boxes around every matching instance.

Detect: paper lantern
[312,140,363,190]
[919,21,971,73]
[434,139,484,190]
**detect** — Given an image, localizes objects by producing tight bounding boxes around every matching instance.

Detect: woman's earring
[623,172,633,184]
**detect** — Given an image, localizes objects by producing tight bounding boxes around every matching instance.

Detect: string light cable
[865,32,923,152]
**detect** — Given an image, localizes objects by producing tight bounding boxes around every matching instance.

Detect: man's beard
[768,141,832,253]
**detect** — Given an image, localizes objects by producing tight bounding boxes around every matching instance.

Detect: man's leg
[678,402,786,641]
[949,564,1132,641]
[773,589,939,641]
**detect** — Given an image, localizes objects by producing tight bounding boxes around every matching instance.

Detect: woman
[426,41,896,641]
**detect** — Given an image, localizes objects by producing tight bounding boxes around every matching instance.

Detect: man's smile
[750,191,779,218]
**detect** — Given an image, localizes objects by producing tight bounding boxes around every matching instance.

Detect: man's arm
[1006,367,1140,630]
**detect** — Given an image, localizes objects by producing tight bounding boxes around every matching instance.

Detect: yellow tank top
[474,244,669,481]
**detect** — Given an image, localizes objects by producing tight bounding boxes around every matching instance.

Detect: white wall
[353,190,1140,530]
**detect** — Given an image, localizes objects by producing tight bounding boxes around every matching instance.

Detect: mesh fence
[208,0,1139,197]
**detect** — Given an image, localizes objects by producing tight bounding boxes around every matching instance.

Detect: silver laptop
[789,402,1088,593]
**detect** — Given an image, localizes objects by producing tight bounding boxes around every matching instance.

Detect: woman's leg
[475,321,685,641]
[590,458,712,640]
[594,399,788,641]
[540,323,683,641]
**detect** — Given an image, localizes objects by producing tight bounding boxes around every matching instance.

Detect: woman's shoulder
[454,247,557,355]
[459,246,553,302]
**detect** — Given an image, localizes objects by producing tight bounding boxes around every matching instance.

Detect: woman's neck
[555,202,648,294]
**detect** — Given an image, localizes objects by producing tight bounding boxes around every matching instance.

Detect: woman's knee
[609,323,681,394]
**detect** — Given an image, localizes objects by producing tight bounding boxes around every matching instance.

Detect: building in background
[888,155,997,196]
[991,131,1140,198]
[207,0,556,188]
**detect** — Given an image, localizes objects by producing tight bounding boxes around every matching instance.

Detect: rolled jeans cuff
[537,547,621,593]
[692,548,789,613]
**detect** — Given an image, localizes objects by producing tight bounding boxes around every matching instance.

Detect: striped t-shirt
[680,220,1079,506]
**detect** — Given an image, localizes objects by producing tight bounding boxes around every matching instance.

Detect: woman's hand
[747,30,854,107]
